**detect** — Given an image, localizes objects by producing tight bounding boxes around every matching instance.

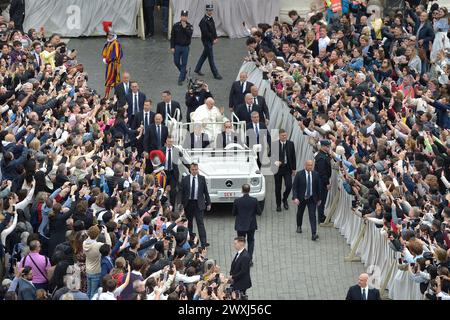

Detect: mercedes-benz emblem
[225,180,233,188]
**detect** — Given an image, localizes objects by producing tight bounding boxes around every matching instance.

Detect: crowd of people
[0,8,252,300]
[244,0,450,300]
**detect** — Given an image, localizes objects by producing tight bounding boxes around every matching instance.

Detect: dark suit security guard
[170,10,193,86]
[314,139,332,223]
[346,273,381,300]
[162,136,182,207]
[232,184,261,266]
[194,4,222,80]
[181,162,211,247]
[271,129,296,212]
[292,160,321,240]
[230,236,252,296]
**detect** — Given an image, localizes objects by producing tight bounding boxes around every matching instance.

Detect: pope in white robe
[190,97,228,141]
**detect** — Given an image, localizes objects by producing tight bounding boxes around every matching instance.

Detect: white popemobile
[167,113,266,210]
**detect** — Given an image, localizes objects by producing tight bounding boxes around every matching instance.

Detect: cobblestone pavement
[71,32,365,300]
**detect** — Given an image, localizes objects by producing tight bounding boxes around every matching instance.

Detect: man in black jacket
[114,72,130,108]
[410,10,435,55]
[314,140,332,224]
[234,93,264,124]
[133,99,155,153]
[132,99,155,131]
[250,85,270,125]
[183,123,210,149]
[162,137,182,207]
[125,81,146,128]
[271,129,296,212]
[232,184,261,265]
[230,236,251,295]
[156,90,182,123]
[170,10,194,86]
[346,273,381,300]
[181,163,211,247]
[292,160,321,240]
[346,72,369,97]
[246,112,271,168]
[215,121,241,149]
[229,71,253,111]
[144,114,168,152]
[194,4,222,80]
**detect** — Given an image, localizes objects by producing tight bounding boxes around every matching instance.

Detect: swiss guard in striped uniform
[149,150,167,189]
[102,21,123,98]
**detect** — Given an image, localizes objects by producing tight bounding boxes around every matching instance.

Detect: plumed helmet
[149,150,166,167]
[102,21,116,36]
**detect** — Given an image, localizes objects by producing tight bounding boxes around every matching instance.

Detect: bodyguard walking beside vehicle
[232,184,262,266]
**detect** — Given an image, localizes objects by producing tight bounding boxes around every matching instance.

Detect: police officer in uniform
[194,4,223,80]
[170,10,194,86]
[314,140,332,223]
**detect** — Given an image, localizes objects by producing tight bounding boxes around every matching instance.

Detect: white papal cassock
[190,104,228,143]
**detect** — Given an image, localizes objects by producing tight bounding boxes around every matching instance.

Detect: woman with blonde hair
[434,247,448,267]
[28,139,41,153]
[406,46,422,75]
[305,29,319,57]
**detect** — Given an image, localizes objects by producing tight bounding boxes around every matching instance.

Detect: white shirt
[144,111,151,128]
[165,147,173,170]
[360,286,368,299]
[133,92,139,114]
[304,123,331,139]
[175,272,201,284]
[280,141,287,163]
[34,52,41,66]
[194,134,201,146]
[124,82,129,94]
[189,174,199,200]
[91,291,116,300]
[132,270,142,277]
[147,291,169,300]
[235,248,245,260]
[166,101,171,117]
[225,132,232,144]
[305,170,312,197]
[318,36,330,51]
[241,81,247,93]
[437,292,450,300]
[253,122,260,134]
